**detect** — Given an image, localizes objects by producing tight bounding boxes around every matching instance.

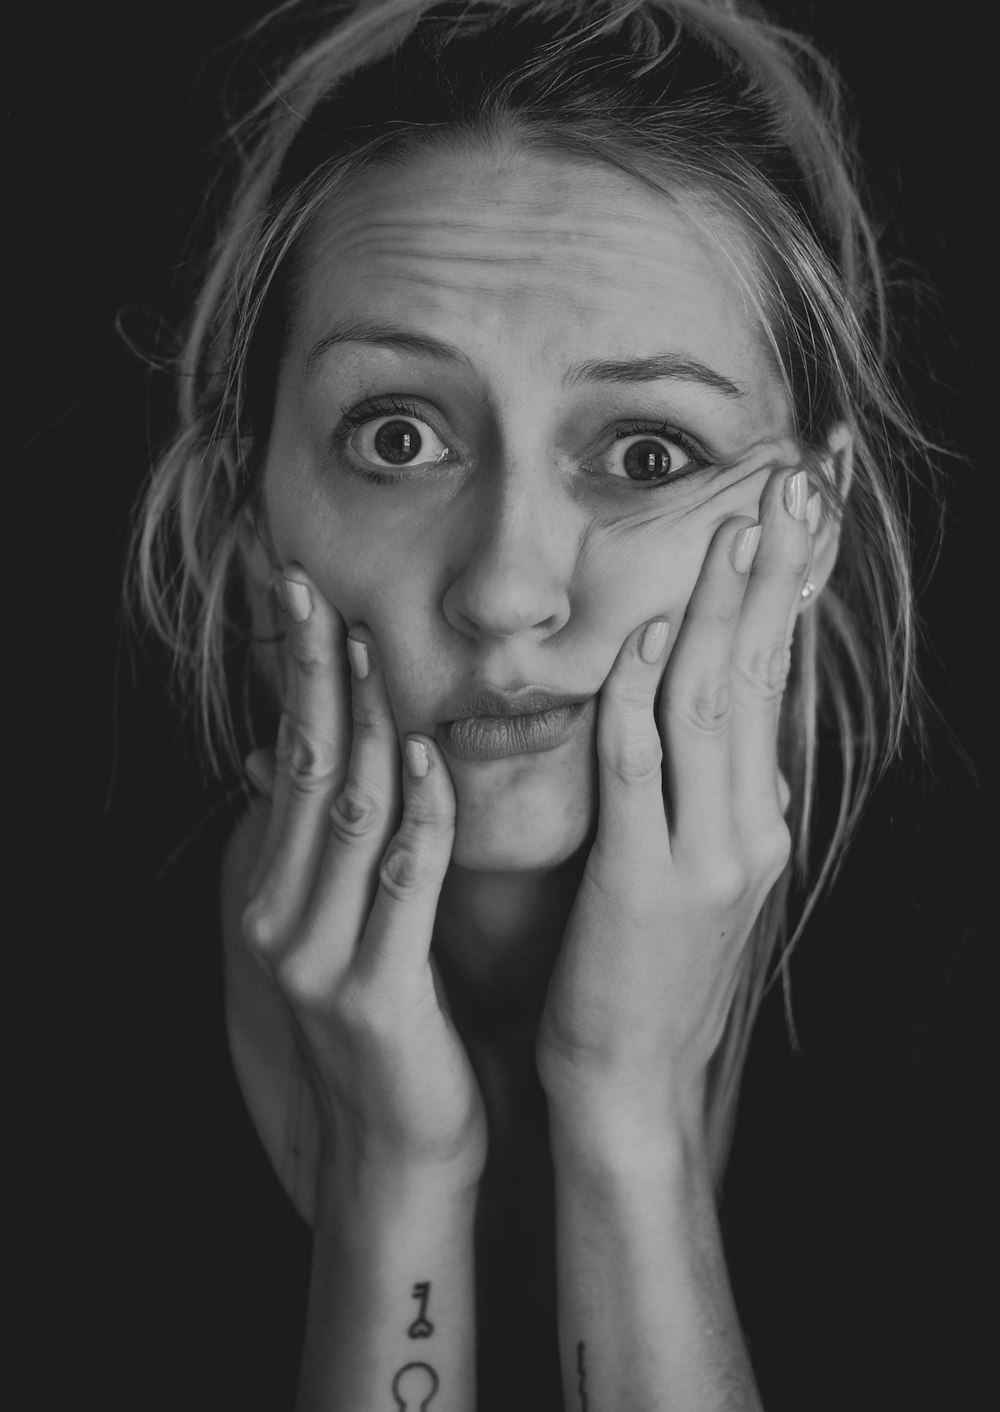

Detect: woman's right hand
[241,567,486,1199]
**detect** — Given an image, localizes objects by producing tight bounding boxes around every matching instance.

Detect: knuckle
[378,840,429,900]
[328,782,384,842]
[287,627,330,679]
[607,675,655,713]
[350,691,384,737]
[241,896,282,954]
[710,594,742,628]
[734,642,791,701]
[705,858,749,906]
[288,729,338,794]
[756,822,792,879]
[404,786,453,832]
[601,736,663,786]
[673,679,731,734]
[274,950,320,1010]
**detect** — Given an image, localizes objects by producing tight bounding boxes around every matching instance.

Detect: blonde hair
[126,0,929,1177]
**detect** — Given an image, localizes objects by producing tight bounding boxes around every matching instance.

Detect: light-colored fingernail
[639,618,670,664]
[283,577,312,623]
[730,523,762,574]
[783,470,809,520]
[346,638,370,680]
[244,751,274,799]
[404,737,429,779]
[806,492,822,535]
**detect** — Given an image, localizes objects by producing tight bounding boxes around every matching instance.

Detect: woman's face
[259,144,798,872]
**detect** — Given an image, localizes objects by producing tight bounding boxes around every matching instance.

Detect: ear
[800,422,852,610]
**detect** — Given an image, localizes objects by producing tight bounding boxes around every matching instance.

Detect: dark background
[8,1,996,878]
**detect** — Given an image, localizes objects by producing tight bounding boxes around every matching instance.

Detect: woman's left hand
[536,467,815,1148]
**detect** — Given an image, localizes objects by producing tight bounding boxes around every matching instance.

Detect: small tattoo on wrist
[407,1280,434,1339]
[391,1361,439,1410]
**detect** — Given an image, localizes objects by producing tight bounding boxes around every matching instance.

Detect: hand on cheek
[537,466,815,1147]
[240,566,486,1187]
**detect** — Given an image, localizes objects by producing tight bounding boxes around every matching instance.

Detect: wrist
[546,1076,708,1171]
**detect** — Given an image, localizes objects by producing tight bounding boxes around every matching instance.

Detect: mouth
[436,687,593,763]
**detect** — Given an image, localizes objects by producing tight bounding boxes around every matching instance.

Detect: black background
[8,1,997,877]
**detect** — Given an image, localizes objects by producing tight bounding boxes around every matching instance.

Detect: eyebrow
[305,319,473,373]
[563,353,745,398]
[306,319,745,398]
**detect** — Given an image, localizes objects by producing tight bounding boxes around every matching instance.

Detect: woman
[51,1,994,1408]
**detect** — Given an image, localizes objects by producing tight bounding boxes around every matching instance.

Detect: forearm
[295,1163,478,1412]
[551,1116,762,1412]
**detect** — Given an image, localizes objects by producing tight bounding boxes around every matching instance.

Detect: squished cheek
[572,509,713,626]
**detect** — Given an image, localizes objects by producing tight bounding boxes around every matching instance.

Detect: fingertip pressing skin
[639,618,671,665]
[404,736,430,779]
[730,523,762,575]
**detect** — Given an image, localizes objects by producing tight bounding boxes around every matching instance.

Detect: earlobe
[799,422,853,609]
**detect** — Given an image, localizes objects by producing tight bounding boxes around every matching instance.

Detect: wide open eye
[604,430,698,484]
[348,413,449,469]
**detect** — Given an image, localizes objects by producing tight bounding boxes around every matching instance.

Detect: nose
[441,465,576,641]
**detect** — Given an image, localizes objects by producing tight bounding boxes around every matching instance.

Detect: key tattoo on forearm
[407,1280,435,1338]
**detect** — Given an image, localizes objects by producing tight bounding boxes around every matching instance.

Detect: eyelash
[609,420,709,489]
[333,399,710,488]
[333,396,433,485]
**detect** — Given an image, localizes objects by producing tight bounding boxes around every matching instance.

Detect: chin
[447,764,595,873]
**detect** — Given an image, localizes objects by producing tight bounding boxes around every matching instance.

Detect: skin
[226,140,841,1407]
[250,143,808,876]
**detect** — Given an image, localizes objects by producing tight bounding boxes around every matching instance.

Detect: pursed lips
[443,685,592,722]
[435,686,595,763]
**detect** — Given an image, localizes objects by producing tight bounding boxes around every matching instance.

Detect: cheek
[573,508,718,631]
[572,473,771,633]
[264,468,417,617]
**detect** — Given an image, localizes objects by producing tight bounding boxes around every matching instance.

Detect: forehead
[288,143,786,423]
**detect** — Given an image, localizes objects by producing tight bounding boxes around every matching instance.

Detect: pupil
[374,419,422,464]
[623,439,671,481]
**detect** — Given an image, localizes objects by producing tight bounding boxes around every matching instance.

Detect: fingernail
[346,638,370,680]
[244,751,274,798]
[639,618,670,664]
[806,492,822,534]
[730,524,762,574]
[783,470,808,520]
[283,577,312,623]
[404,737,429,779]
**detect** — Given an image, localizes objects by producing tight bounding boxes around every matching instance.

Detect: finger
[244,569,350,953]
[355,735,456,988]
[592,618,672,871]
[658,516,760,860]
[244,748,276,800]
[293,630,404,977]
[247,707,294,902]
[729,469,811,839]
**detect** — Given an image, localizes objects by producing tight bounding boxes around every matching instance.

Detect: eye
[601,428,701,485]
[343,408,450,470]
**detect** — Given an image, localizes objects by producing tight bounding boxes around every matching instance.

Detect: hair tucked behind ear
[125,0,932,1179]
